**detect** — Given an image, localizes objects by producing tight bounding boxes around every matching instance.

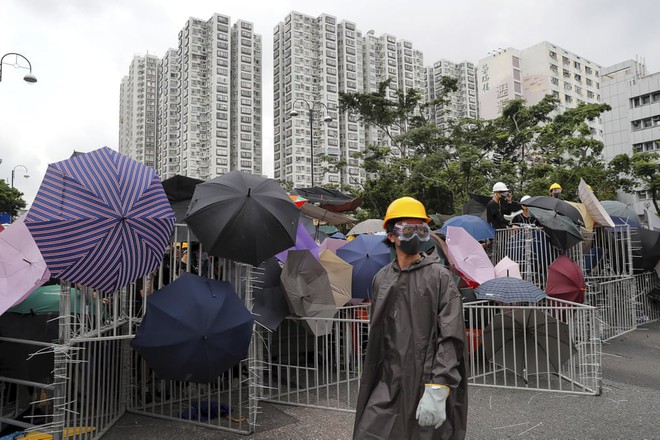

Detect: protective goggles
[393,222,431,241]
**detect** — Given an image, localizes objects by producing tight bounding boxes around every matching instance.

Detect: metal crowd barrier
[633,272,660,324]
[464,298,601,395]
[584,225,634,278]
[585,277,637,341]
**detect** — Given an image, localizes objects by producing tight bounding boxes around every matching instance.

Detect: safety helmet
[520,195,531,204]
[382,197,431,229]
[549,183,562,191]
[492,182,509,192]
[181,242,189,249]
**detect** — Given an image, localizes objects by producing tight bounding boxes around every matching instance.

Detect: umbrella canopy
[462,193,490,221]
[252,257,289,331]
[291,187,362,212]
[319,237,348,254]
[494,256,521,279]
[632,227,660,272]
[7,284,83,315]
[329,231,347,240]
[577,179,615,228]
[529,207,583,251]
[280,250,337,337]
[546,256,586,303]
[439,215,495,241]
[601,201,640,227]
[25,147,174,293]
[566,202,594,232]
[0,215,51,316]
[184,171,299,266]
[347,219,384,236]
[475,277,546,303]
[275,223,321,263]
[161,174,204,224]
[523,196,584,226]
[445,226,495,285]
[336,234,391,300]
[319,225,339,235]
[131,272,254,383]
[482,309,577,378]
[289,194,308,208]
[299,214,329,243]
[319,250,353,308]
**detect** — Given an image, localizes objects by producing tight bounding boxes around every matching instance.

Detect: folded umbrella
[319,250,353,308]
[131,272,254,383]
[275,223,321,263]
[577,179,615,228]
[475,277,546,303]
[252,258,289,331]
[601,201,640,227]
[440,215,495,241]
[347,219,384,236]
[336,234,391,300]
[0,215,51,316]
[445,226,495,285]
[546,255,586,303]
[280,250,337,337]
[184,170,299,266]
[494,256,521,279]
[25,147,175,293]
[523,196,583,226]
[528,207,583,251]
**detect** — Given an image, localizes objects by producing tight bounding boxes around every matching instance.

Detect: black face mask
[398,235,423,255]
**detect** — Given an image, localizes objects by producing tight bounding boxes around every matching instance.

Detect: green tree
[0,179,27,218]
[610,151,660,211]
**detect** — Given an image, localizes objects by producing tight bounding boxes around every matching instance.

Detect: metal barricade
[584,225,633,278]
[259,305,370,412]
[492,227,584,289]
[586,277,637,341]
[464,298,601,395]
[633,272,660,324]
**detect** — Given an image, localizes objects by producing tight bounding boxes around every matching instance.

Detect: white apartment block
[477,42,602,130]
[601,59,660,215]
[273,11,426,188]
[426,59,478,130]
[157,48,180,179]
[119,54,160,169]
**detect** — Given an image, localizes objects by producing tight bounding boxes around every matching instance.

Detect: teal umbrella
[8,285,83,315]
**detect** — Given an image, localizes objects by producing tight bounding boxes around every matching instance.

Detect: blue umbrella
[25,147,174,293]
[439,215,495,241]
[601,201,641,227]
[131,272,254,383]
[475,277,546,303]
[336,235,390,300]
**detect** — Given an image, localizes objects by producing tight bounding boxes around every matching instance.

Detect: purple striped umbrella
[25,147,174,293]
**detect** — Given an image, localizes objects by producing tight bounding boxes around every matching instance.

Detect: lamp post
[11,165,29,189]
[0,53,37,83]
[289,99,333,187]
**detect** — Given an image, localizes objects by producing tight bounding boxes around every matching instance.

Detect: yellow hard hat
[382,197,431,229]
[181,242,188,249]
[549,183,562,191]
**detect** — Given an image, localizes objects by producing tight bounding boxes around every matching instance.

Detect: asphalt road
[103,321,660,440]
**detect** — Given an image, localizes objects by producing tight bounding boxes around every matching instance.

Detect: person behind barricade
[353,196,468,440]
[486,182,513,230]
[549,182,563,199]
[512,195,541,227]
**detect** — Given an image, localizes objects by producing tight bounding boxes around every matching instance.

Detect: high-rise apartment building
[601,59,659,215]
[121,14,262,181]
[119,54,160,169]
[426,59,478,130]
[273,11,425,187]
[477,42,602,124]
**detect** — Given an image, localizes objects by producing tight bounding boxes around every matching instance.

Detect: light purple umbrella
[495,256,522,279]
[275,223,320,263]
[445,226,495,286]
[319,237,347,254]
[0,215,51,316]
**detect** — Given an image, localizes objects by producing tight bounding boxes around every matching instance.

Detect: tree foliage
[0,179,27,217]
[610,151,660,212]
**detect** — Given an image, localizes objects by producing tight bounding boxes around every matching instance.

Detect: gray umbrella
[482,309,577,380]
[252,257,289,331]
[280,250,337,337]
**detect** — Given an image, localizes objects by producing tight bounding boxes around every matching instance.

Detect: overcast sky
[1,0,658,208]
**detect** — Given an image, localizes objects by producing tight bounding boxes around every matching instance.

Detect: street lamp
[11,165,29,189]
[0,53,37,83]
[289,99,333,187]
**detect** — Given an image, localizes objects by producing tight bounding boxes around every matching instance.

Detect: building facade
[119,54,160,169]
[601,59,660,215]
[426,59,478,131]
[156,48,180,179]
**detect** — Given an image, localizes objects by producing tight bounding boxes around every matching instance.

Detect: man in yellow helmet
[353,197,468,440]
[549,183,563,199]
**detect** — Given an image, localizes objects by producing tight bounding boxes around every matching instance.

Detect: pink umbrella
[495,256,521,279]
[0,215,51,316]
[446,226,495,285]
[275,223,320,263]
[319,237,347,254]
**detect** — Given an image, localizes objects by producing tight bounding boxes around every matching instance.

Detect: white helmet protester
[520,195,531,204]
[492,182,508,193]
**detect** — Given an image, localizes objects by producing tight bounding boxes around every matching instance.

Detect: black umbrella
[291,187,363,212]
[632,227,660,272]
[280,250,337,337]
[462,193,490,221]
[184,171,299,266]
[131,272,254,383]
[529,207,583,251]
[523,196,584,226]
[252,258,289,331]
[162,175,204,224]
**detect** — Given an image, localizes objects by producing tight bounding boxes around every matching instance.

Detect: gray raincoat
[353,247,468,440]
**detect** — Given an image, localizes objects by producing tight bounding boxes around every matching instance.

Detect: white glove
[415,384,449,429]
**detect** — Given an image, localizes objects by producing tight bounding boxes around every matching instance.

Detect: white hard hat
[520,195,531,204]
[492,182,509,192]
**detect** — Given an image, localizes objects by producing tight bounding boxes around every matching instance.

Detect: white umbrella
[494,256,522,279]
[578,179,615,228]
[347,219,384,236]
